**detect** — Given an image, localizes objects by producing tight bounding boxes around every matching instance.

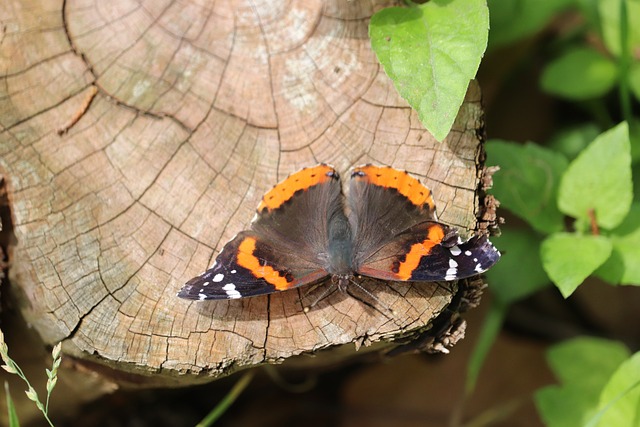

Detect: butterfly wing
[348,165,500,282]
[178,164,343,300]
[355,221,501,282]
[177,231,331,300]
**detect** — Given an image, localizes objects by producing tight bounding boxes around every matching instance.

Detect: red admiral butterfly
[178,164,500,301]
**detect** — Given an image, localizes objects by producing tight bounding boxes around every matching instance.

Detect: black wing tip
[434,233,501,281]
[461,234,501,273]
[176,285,203,301]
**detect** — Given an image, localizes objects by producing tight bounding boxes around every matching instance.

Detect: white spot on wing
[222,283,241,299]
[450,245,461,256]
[464,250,472,256]
[213,273,224,283]
[445,258,458,280]
[475,263,484,273]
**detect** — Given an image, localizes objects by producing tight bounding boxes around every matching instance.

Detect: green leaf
[541,233,612,297]
[596,203,640,285]
[4,382,21,427]
[540,48,618,100]
[487,0,574,49]
[558,122,633,230]
[485,228,549,304]
[369,0,489,141]
[537,384,600,427]
[591,351,640,427]
[535,338,630,427]
[547,338,630,387]
[598,0,640,57]
[486,140,567,233]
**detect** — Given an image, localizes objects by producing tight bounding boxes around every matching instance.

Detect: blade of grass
[465,299,507,394]
[196,370,255,427]
[4,381,21,427]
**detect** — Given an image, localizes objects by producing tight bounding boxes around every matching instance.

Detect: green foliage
[541,233,612,297]
[590,352,640,427]
[535,338,631,427]
[630,63,640,101]
[369,2,640,426]
[548,124,601,160]
[485,229,549,303]
[486,141,567,234]
[597,0,640,58]
[4,382,20,427]
[492,122,637,297]
[369,0,489,141]
[558,122,633,230]
[596,203,640,284]
[486,0,574,49]
[490,121,637,298]
[541,48,618,100]
[482,0,640,422]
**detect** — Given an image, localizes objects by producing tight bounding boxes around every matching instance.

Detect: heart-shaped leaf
[370,0,489,141]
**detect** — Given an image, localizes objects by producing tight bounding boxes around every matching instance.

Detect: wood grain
[0,0,490,384]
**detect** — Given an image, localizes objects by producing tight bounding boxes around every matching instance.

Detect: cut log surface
[1,0,489,383]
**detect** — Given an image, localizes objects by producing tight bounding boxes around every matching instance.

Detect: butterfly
[177,164,500,301]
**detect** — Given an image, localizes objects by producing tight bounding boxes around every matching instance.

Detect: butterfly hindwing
[356,222,500,282]
[405,233,501,281]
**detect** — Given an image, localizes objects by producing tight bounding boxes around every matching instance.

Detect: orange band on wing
[258,164,336,212]
[395,224,445,280]
[353,165,435,209]
[237,237,293,290]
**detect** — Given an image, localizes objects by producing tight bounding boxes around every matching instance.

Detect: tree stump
[1,0,494,386]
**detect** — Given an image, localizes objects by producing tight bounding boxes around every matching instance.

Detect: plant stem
[196,370,255,427]
[618,0,632,123]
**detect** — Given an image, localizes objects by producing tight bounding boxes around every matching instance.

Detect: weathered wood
[0,0,492,385]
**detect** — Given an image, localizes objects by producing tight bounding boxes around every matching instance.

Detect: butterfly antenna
[347,277,399,320]
[302,282,338,313]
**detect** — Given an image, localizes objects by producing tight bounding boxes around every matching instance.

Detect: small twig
[57,85,98,135]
